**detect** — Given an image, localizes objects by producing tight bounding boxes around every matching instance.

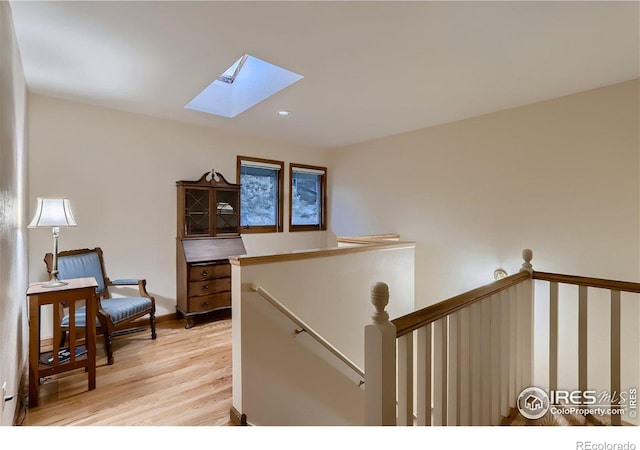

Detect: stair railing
[532,271,640,426]
[365,249,639,426]
[365,250,535,426]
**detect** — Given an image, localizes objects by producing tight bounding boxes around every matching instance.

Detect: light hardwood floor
[21,312,233,426]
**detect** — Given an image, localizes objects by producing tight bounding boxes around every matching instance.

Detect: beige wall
[329,80,640,419]
[0,1,28,425]
[27,94,331,323]
[330,80,639,299]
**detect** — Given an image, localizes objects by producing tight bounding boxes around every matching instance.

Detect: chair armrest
[110,279,140,286]
[107,278,151,298]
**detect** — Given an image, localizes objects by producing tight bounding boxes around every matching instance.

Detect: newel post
[519,248,534,390]
[365,282,397,426]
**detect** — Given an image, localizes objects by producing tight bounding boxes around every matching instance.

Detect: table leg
[28,296,40,407]
[86,289,97,390]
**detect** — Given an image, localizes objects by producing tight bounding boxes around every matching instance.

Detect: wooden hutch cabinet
[176,170,246,328]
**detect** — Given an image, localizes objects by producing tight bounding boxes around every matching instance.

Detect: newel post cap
[371,282,390,323]
[520,248,533,273]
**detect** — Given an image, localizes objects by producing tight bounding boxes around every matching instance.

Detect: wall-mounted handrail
[251,284,365,381]
[392,271,532,337]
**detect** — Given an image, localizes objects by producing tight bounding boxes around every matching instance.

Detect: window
[289,163,327,231]
[237,156,284,233]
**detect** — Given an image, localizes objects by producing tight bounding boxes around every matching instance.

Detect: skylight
[185,54,303,118]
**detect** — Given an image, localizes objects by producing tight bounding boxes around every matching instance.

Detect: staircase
[232,240,637,426]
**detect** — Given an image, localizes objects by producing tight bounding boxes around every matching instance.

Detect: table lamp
[28,198,77,287]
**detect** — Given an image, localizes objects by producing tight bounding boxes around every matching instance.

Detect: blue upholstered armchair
[44,247,156,365]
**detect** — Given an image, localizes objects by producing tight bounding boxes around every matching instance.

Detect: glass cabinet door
[184,188,211,236]
[214,189,239,235]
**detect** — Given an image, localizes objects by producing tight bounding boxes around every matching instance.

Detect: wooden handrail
[392,271,532,338]
[533,271,640,293]
[336,234,401,245]
[229,240,415,266]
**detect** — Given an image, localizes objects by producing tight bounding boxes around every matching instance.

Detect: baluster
[416,324,432,425]
[490,294,501,424]
[365,282,397,426]
[480,298,492,425]
[549,281,559,393]
[499,289,510,418]
[433,317,448,425]
[397,332,414,426]
[578,285,588,402]
[470,301,481,424]
[610,290,621,426]
[516,280,528,393]
[515,282,523,394]
[447,312,458,426]
[458,307,470,425]
[508,286,516,408]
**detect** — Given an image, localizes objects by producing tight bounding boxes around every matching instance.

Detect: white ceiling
[9,1,640,149]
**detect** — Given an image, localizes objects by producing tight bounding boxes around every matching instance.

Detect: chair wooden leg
[150,311,157,340]
[103,331,114,365]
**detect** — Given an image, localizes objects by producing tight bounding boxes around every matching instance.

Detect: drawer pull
[201,285,209,291]
[200,301,209,307]
[201,270,209,277]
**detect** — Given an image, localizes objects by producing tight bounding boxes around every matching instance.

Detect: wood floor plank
[22,316,233,426]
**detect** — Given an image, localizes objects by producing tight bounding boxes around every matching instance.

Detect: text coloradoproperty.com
[552,406,626,416]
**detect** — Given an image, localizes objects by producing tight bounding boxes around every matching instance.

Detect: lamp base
[42,279,68,288]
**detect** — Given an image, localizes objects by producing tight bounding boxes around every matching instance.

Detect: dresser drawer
[188,278,230,297]
[188,263,230,281]
[187,292,231,313]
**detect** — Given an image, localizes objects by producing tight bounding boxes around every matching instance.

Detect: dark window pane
[292,172,321,226]
[240,166,278,226]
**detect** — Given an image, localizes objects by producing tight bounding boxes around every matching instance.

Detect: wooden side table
[27,277,98,408]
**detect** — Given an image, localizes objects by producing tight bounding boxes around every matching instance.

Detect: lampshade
[28,198,77,228]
